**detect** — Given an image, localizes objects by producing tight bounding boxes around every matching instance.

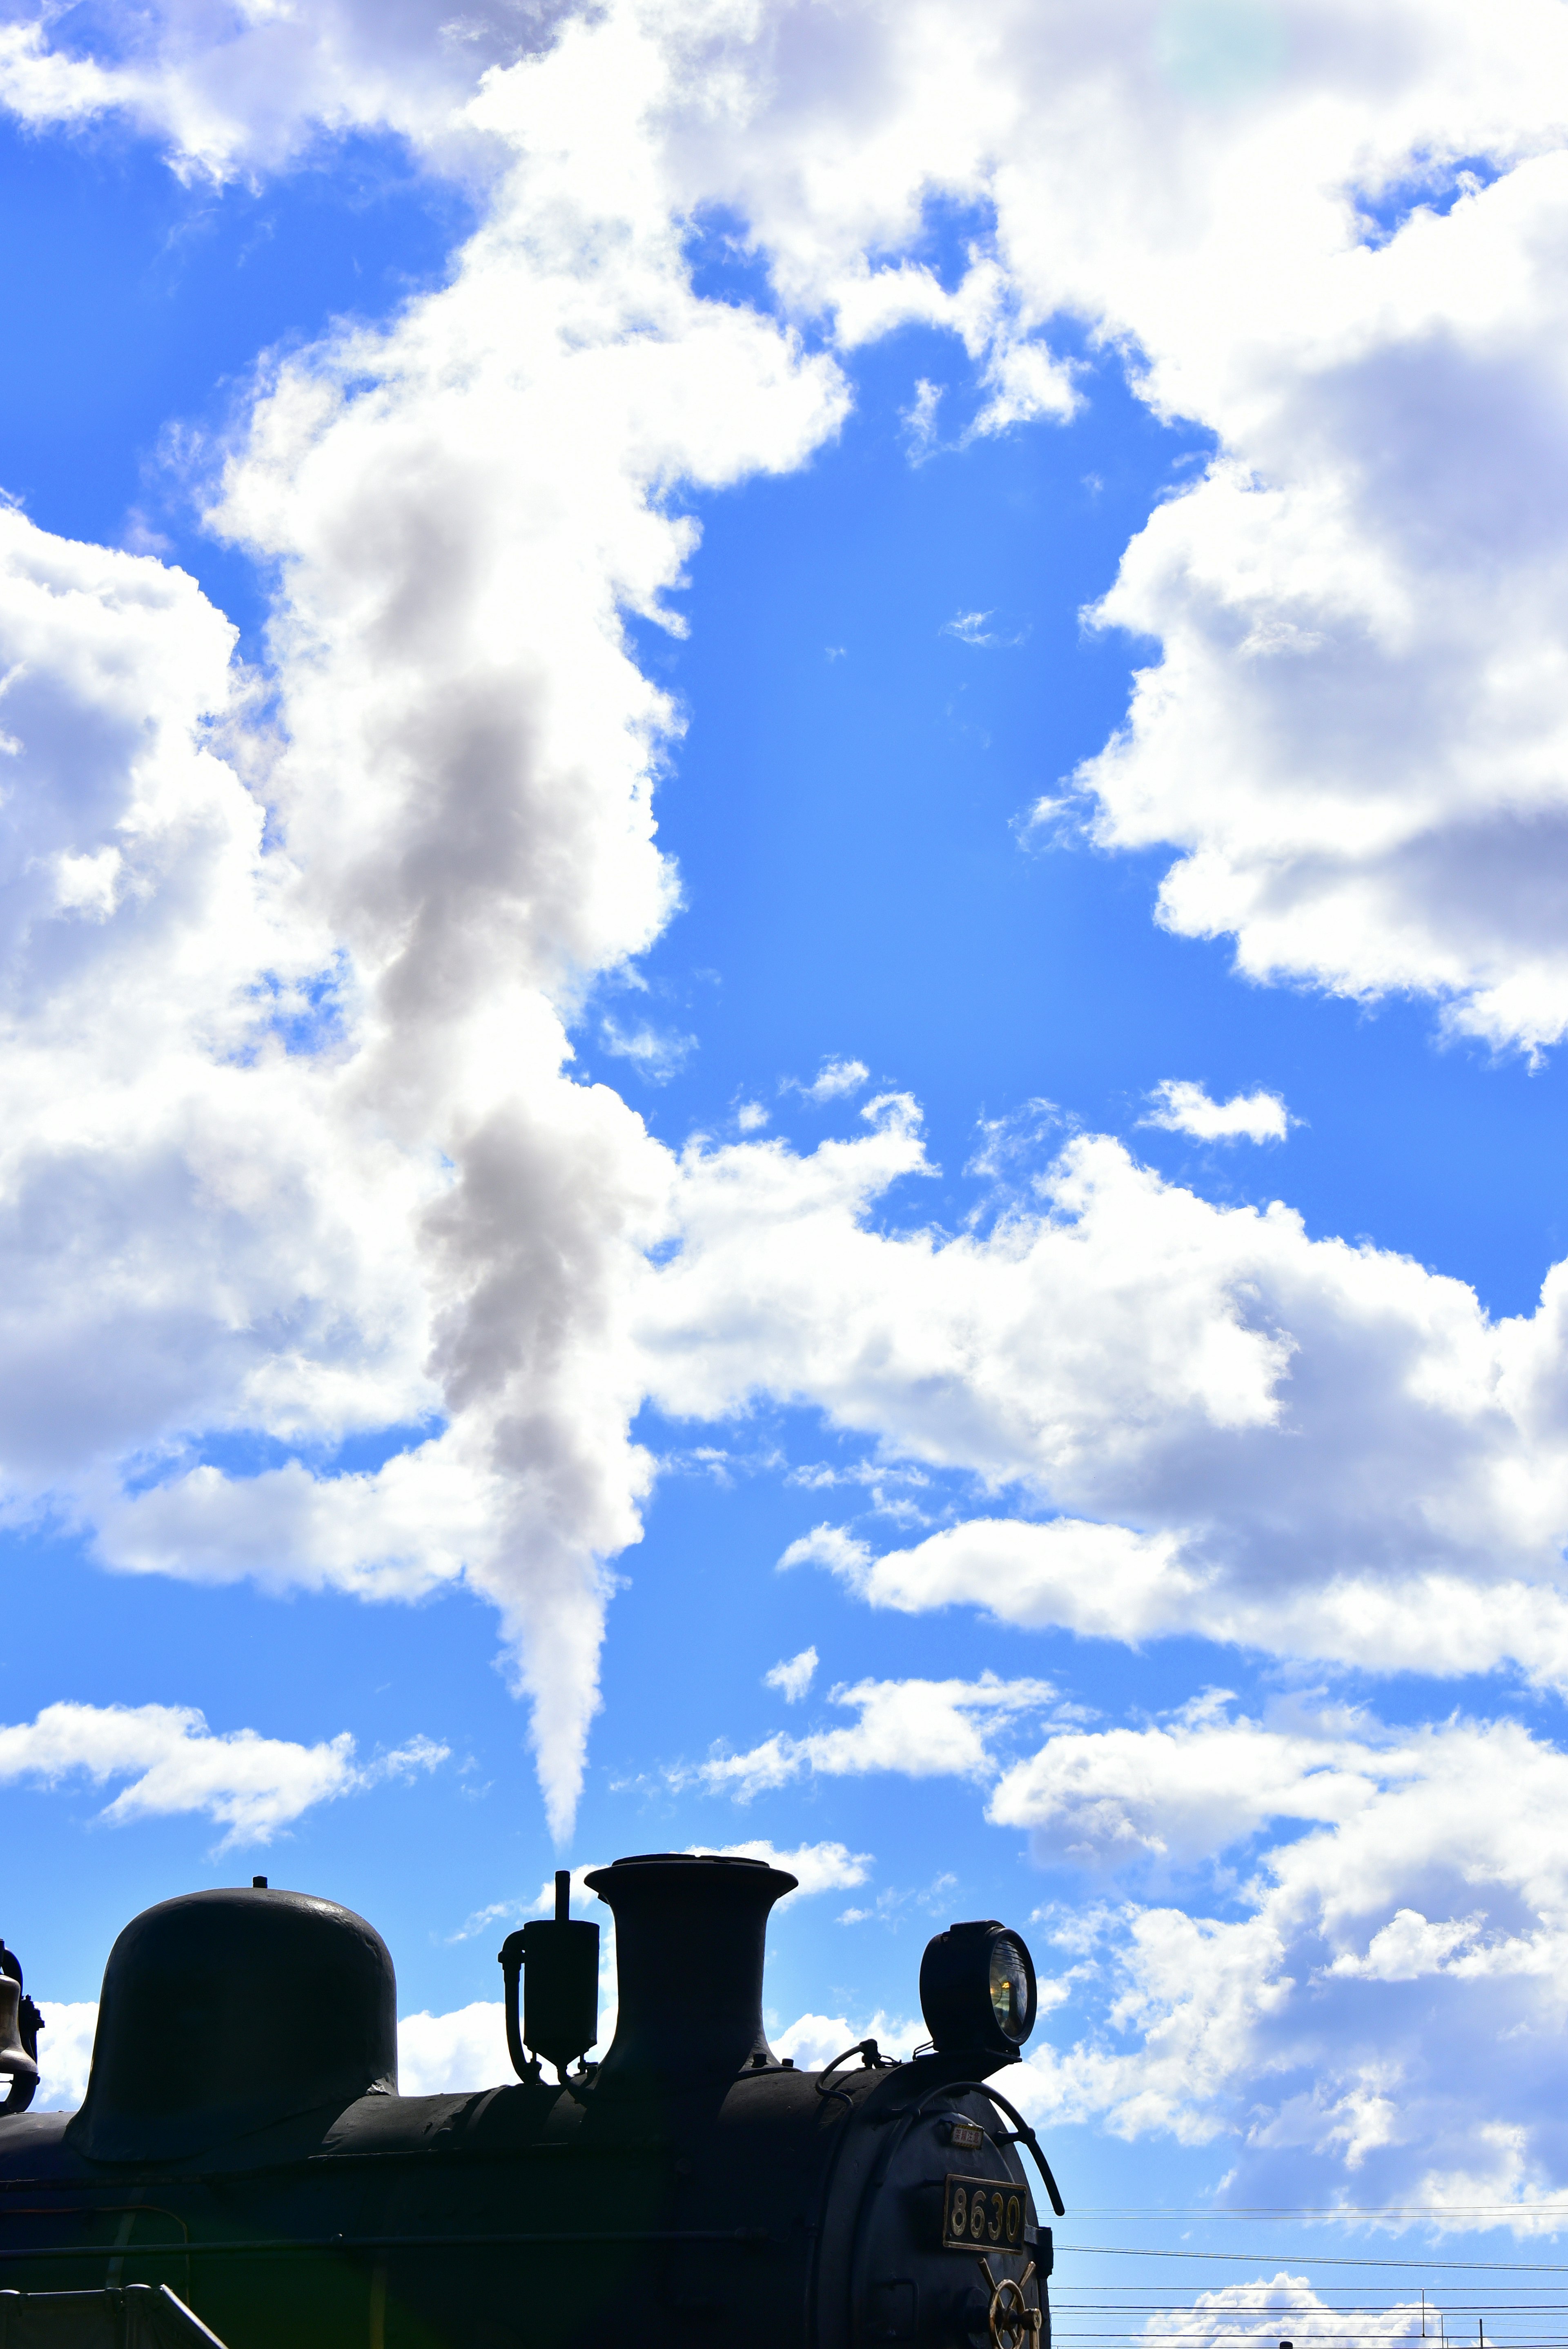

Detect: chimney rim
[586,1852,799,1892]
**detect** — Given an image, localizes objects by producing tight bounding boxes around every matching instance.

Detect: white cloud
[1143,2278,1426,2349]
[824,1510,1568,1683]
[1143,1079,1290,1143]
[396,2000,511,2096]
[0,7,849,1841]
[28,2000,98,2114]
[599,1015,697,1081]
[763,1645,819,1701]
[787,1057,870,1103]
[526,1865,604,1917]
[679,1672,1056,1800]
[699,1838,873,1894]
[448,1898,526,1945]
[672,0,1568,1052]
[996,1703,1568,2209]
[14,0,1568,1850]
[987,1697,1376,1864]
[836,1869,961,1929]
[820,1515,1189,1640]
[190,20,850,1833]
[902,378,943,464]
[773,2008,922,2069]
[780,1526,873,1578]
[0,1701,445,1846]
[0,1,566,176]
[9,2,1568,1054]
[648,0,1568,1050]
[642,1112,1568,1692]
[943,611,1028,648]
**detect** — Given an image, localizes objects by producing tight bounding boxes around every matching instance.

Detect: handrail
[913,2080,1065,2218]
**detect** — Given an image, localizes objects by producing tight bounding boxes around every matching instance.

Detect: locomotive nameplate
[941,2174,1027,2254]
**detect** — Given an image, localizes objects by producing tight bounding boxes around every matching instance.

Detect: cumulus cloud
[13,0,1568,1853]
[987,1696,1380,1864]
[644,1112,1568,1692]
[680,0,1568,1052]
[0,0,571,176]
[397,2000,511,2097]
[28,2001,98,2115]
[808,1509,1568,1687]
[1143,2279,1427,2349]
[811,1515,1187,1638]
[763,1646,819,1701]
[999,1703,1568,2208]
[0,1701,445,1845]
[8,2,1568,1056]
[678,1673,1056,1800]
[644,0,1568,1050]
[1143,1080,1290,1143]
[773,2008,922,2068]
[699,1838,873,1893]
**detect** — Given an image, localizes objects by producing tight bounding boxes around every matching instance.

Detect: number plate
[941,2173,1028,2254]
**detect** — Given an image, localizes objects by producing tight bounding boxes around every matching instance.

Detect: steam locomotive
[0,1853,1063,2348]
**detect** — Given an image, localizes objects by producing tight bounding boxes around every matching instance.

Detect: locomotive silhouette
[0,1852,1062,2347]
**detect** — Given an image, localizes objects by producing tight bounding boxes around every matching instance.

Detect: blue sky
[9,2,1568,2340]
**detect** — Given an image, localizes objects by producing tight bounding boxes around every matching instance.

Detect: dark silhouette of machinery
[0,1854,1062,2347]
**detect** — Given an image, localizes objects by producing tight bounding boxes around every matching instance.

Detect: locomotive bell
[0,1977,38,2086]
[584,1851,796,2088]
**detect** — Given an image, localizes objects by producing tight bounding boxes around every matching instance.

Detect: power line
[1065,2198,1568,2217]
[1059,2250,1568,2274]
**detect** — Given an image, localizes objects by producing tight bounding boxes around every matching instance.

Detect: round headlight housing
[920,1919,1038,2057]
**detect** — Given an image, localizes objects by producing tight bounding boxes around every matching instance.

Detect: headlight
[919,1919,1038,2057]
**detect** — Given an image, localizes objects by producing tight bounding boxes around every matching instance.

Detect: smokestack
[584,1854,796,2090]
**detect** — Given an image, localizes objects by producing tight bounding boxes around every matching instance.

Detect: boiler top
[68,1885,397,2162]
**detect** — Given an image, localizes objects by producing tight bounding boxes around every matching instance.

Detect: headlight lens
[989,1934,1031,2041]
